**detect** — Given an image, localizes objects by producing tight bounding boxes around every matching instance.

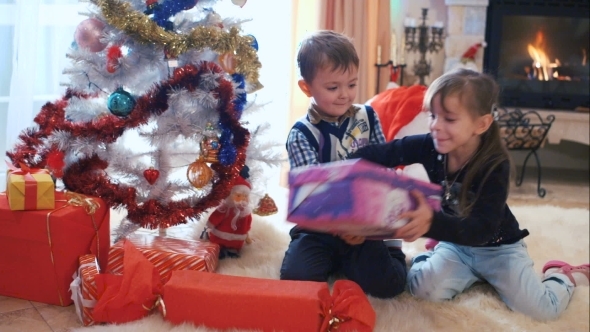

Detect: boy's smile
[298,65,359,119]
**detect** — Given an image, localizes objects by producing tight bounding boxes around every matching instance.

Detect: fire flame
[527,44,550,80]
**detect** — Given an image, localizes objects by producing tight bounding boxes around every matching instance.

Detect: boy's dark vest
[292,105,377,163]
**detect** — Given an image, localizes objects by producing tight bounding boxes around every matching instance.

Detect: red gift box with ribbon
[70,254,100,326]
[92,241,376,331]
[106,233,219,284]
[0,191,110,306]
[6,162,55,210]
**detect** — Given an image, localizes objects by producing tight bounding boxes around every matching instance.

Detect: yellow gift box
[6,166,55,210]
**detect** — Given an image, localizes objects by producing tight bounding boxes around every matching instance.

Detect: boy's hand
[394,190,434,242]
[339,234,366,245]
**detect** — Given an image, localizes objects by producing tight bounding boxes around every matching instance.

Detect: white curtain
[1,0,84,189]
[0,0,293,190]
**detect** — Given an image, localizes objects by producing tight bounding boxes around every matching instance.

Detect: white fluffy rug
[74,205,589,332]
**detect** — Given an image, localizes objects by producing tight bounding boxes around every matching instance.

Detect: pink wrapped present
[287,159,442,239]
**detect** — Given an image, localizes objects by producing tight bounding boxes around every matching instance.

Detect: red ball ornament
[143,167,160,185]
[74,18,107,53]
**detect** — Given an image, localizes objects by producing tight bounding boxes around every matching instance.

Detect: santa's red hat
[461,42,487,63]
[232,176,251,192]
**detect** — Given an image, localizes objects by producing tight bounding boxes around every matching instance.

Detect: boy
[280,30,407,299]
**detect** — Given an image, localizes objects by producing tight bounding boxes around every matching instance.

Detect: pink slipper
[543,260,590,286]
[424,238,439,251]
[542,260,590,273]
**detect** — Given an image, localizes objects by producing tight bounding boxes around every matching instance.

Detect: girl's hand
[394,190,434,242]
[339,234,366,245]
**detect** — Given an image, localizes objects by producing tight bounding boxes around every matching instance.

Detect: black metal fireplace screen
[484,0,589,111]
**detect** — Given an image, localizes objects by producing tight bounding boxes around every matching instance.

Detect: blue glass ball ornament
[107,88,136,117]
[247,34,258,51]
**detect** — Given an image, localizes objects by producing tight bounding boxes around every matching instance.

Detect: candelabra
[404,8,444,85]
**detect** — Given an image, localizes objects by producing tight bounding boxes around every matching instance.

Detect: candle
[391,30,397,66]
[377,45,382,64]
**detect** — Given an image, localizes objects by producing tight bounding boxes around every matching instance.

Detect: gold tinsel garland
[93,0,262,92]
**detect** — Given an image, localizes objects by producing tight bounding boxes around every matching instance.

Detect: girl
[351,68,589,320]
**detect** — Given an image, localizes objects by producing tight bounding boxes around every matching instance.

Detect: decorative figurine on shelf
[202,168,253,259]
[445,42,487,73]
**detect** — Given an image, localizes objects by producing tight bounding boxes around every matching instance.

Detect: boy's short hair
[297,30,359,83]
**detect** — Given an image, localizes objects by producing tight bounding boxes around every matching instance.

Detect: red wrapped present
[70,254,100,326]
[163,271,376,332]
[107,233,219,284]
[93,241,375,331]
[6,162,55,210]
[0,191,110,306]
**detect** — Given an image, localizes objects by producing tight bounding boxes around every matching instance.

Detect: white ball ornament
[231,0,247,7]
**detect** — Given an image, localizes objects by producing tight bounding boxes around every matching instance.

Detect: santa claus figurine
[445,42,487,73]
[204,174,253,259]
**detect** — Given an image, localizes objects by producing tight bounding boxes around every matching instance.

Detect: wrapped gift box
[6,166,54,210]
[288,159,442,239]
[93,242,375,331]
[70,254,100,326]
[163,270,375,332]
[107,234,219,284]
[0,191,110,306]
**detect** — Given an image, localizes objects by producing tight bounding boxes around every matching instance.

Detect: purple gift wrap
[287,159,442,239]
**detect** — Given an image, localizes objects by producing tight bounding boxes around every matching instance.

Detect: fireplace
[483,0,589,111]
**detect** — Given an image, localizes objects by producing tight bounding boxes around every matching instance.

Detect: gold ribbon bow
[64,191,100,215]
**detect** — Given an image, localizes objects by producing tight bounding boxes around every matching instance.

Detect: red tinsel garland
[7,62,249,229]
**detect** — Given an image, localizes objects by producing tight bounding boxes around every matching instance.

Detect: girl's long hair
[424,69,510,216]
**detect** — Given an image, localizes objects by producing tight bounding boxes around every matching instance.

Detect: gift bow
[6,161,40,175]
[64,190,100,215]
[319,280,376,332]
[92,240,163,324]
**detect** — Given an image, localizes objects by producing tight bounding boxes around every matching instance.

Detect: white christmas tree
[7,0,283,235]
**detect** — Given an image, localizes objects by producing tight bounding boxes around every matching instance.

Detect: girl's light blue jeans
[407,240,574,321]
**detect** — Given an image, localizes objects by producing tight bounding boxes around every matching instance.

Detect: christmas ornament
[144,0,158,15]
[107,88,136,117]
[46,149,65,178]
[253,193,278,216]
[218,52,236,74]
[9,62,249,230]
[106,45,123,73]
[201,122,221,163]
[247,35,258,51]
[187,157,213,188]
[231,0,247,7]
[74,18,107,53]
[143,167,160,185]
